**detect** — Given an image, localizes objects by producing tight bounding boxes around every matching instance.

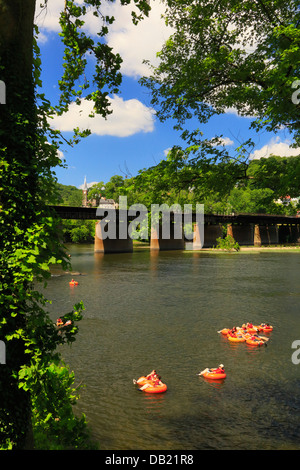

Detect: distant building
[276,195,299,206]
[98,197,118,209]
[81,177,118,208]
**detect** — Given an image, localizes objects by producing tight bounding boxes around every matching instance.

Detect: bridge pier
[227,223,254,245]
[254,224,261,247]
[94,221,133,253]
[150,221,185,250]
[227,223,280,246]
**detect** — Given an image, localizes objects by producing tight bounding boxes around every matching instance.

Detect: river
[44,245,300,450]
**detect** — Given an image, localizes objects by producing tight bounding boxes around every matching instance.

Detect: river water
[45,245,300,450]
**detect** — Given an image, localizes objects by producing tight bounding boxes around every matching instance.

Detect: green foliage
[247,155,300,199]
[16,302,95,450]
[228,187,278,214]
[127,151,299,216]
[54,182,83,207]
[216,235,240,252]
[63,220,95,243]
[141,0,300,166]
[87,181,106,206]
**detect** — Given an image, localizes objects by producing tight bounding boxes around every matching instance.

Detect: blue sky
[35,0,299,190]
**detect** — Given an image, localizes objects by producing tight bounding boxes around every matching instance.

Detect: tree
[141,0,300,156]
[127,145,247,209]
[104,174,125,200]
[0,0,150,449]
[88,182,106,206]
[247,155,300,198]
[54,182,83,206]
[227,186,278,213]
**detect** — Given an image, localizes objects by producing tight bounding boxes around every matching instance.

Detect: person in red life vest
[146,369,159,381]
[213,364,225,374]
[139,373,163,390]
[200,364,225,376]
[228,327,238,337]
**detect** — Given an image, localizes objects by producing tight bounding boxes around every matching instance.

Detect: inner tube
[227,335,245,343]
[134,376,168,393]
[261,326,273,332]
[246,338,265,347]
[135,376,148,386]
[141,383,167,394]
[201,371,226,380]
[220,328,230,335]
[69,280,78,286]
[247,328,258,334]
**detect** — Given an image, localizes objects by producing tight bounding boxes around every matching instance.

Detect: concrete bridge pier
[227,223,254,245]
[150,221,185,251]
[254,224,262,247]
[228,222,279,246]
[94,221,133,253]
[192,221,204,250]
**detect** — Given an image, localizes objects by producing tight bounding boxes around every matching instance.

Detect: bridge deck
[49,205,300,225]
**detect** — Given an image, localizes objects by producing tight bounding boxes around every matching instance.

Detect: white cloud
[57,148,64,159]
[50,95,155,137]
[213,136,234,146]
[251,137,300,160]
[225,106,256,119]
[35,0,64,35]
[35,0,172,78]
[101,1,173,78]
[78,181,99,189]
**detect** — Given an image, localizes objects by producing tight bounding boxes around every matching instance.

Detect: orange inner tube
[142,383,168,393]
[262,326,273,332]
[136,376,148,386]
[136,376,168,393]
[246,338,264,346]
[220,328,230,335]
[227,335,245,343]
[69,280,78,285]
[202,371,226,380]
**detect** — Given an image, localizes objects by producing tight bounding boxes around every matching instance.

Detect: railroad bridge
[50,205,300,253]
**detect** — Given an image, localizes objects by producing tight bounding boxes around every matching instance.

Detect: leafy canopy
[141,0,300,151]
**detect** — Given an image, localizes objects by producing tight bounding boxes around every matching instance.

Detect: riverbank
[198,245,300,253]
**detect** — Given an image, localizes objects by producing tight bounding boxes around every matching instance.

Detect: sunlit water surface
[43,245,300,450]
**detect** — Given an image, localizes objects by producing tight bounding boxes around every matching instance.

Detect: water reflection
[199,377,226,390]
[142,393,167,416]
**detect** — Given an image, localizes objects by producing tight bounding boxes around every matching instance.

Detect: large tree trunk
[0,0,37,449]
